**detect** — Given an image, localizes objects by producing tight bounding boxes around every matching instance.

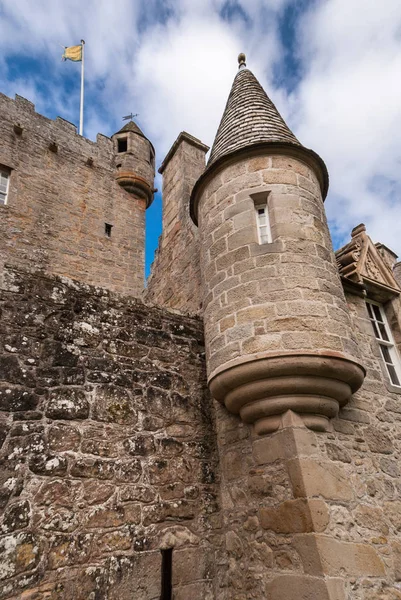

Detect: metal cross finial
[123,113,139,121]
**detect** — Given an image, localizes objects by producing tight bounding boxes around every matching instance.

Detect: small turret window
[0,168,10,205]
[117,138,127,153]
[251,192,272,245]
[366,300,401,387]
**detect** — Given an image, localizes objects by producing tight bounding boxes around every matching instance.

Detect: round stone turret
[190,60,365,435]
[112,120,155,207]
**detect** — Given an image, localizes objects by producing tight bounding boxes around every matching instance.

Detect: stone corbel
[209,352,365,435]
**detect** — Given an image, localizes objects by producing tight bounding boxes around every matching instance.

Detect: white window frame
[254,199,272,245]
[366,300,401,387]
[0,169,10,205]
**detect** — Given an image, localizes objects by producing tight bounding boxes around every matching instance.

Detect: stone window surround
[252,190,272,245]
[366,298,401,390]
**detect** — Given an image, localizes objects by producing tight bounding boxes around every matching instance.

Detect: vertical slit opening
[105,223,113,237]
[160,548,173,600]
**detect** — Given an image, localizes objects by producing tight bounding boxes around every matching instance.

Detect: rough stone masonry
[0,265,218,599]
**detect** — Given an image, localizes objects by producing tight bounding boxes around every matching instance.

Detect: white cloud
[292,0,401,253]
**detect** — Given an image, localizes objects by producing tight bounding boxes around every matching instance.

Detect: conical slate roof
[208,66,301,166]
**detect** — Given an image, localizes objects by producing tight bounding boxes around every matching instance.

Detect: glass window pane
[387,364,400,386]
[372,305,383,322]
[367,303,374,319]
[380,344,392,363]
[378,323,389,341]
[258,208,265,215]
[0,192,6,204]
[0,183,7,193]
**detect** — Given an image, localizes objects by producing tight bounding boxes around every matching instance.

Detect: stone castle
[1,54,401,599]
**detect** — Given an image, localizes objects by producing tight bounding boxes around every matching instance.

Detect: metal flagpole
[79,40,85,136]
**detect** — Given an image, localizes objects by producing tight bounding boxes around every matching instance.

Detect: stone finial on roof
[238,53,246,69]
[207,61,301,166]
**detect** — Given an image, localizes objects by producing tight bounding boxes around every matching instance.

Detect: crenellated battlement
[0,92,115,173]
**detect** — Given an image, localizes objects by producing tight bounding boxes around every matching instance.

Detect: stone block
[227,228,254,251]
[0,532,40,580]
[354,505,389,534]
[259,498,329,533]
[253,428,318,464]
[172,547,210,586]
[236,304,276,323]
[262,169,298,185]
[48,423,81,452]
[287,459,353,501]
[92,385,137,425]
[1,500,31,533]
[266,574,346,600]
[364,426,394,454]
[85,506,125,528]
[384,501,401,530]
[247,156,271,172]
[241,333,282,354]
[35,479,81,507]
[226,530,243,558]
[46,389,89,420]
[294,534,385,577]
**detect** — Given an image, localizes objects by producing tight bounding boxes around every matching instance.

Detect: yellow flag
[62,45,82,62]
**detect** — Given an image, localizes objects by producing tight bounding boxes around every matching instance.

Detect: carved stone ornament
[336,223,401,300]
[365,251,382,282]
[209,352,365,435]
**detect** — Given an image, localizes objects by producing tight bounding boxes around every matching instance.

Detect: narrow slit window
[160,548,173,600]
[366,300,401,387]
[255,202,272,244]
[105,223,113,237]
[117,138,127,153]
[0,169,10,205]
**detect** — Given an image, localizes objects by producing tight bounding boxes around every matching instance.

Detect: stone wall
[145,133,208,314]
[0,93,146,297]
[212,288,401,599]
[0,265,219,599]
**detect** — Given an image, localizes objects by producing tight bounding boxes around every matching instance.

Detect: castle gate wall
[0,265,219,599]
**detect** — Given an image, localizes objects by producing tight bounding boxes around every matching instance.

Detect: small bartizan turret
[112,120,155,207]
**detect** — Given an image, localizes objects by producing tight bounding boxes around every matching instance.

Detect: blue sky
[1,0,401,276]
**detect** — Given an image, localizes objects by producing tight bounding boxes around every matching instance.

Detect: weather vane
[123,113,139,122]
